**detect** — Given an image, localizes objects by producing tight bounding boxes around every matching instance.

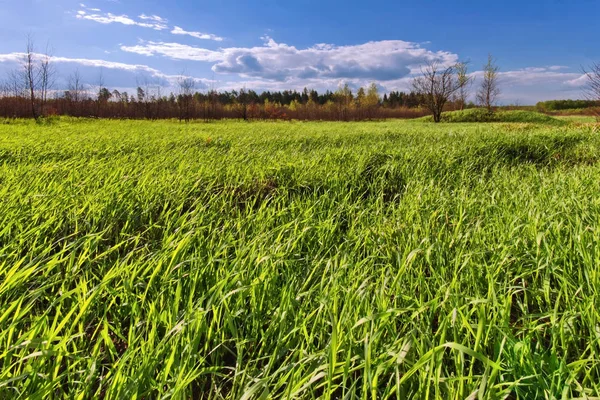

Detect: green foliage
[1,119,600,398]
[419,108,566,124]
[536,99,600,111]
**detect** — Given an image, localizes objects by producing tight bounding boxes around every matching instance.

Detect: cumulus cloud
[117,36,590,102]
[121,37,458,82]
[171,26,224,42]
[76,5,168,30]
[0,43,588,104]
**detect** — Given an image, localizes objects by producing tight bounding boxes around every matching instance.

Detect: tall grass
[418,109,566,125]
[1,119,600,398]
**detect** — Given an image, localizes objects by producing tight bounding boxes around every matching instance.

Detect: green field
[1,118,600,399]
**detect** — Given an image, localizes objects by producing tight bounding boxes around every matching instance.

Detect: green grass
[419,109,566,124]
[554,115,599,124]
[1,118,600,399]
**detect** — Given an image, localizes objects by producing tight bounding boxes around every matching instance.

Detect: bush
[536,99,600,112]
[418,109,565,124]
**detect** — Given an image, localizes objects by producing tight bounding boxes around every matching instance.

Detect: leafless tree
[177,72,195,121]
[136,75,163,119]
[0,80,7,98]
[412,60,467,123]
[23,34,40,119]
[583,63,600,119]
[68,69,85,103]
[583,63,600,100]
[94,68,108,117]
[453,61,472,110]
[477,54,500,112]
[39,43,56,116]
[66,69,85,116]
[6,69,24,98]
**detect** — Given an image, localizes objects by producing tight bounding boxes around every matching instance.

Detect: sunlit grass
[1,118,600,398]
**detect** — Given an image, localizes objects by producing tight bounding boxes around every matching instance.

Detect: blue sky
[0,0,598,104]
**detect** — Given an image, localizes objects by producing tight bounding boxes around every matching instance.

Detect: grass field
[1,118,600,399]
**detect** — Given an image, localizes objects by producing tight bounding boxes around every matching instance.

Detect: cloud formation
[0,43,588,104]
[0,52,211,90]
[121,37,459,82]
[139,14,168,24]
[75,5,223,41]
[76,7,168,31]
[171,26,224,42]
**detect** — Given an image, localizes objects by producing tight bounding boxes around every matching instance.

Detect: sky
[0,0,598,104]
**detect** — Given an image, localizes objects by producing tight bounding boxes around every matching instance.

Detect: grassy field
[1,118,600,399]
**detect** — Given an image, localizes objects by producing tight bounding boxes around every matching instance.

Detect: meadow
[1,117,600,399]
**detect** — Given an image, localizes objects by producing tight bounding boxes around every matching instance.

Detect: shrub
[418,109,565,124]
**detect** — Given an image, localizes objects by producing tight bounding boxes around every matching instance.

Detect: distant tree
[23,34,39,119]
[98,88,112,102]
[234,87,251,121]
[38,43,55,116]
[355,87,366,108]
[334,83,353,120]
[137,87,146,103]
[95,69,106,116]
[68,69,85,103]
[177,73,195,121]
[453,61,472,110]
[6,69,24,98]
[477,54,500,112]
[364,83,380,119]
[301,87,309,104]
[583,62,600,119]
[412,60,467,123]
[583,63,600,102]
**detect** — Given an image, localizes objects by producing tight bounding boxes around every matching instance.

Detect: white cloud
[0,44,589,104]
[74,6,223,41]
[466,67,587,103]
[121,37,459,82]
[171,26,224,42]
[121,41,223,61]
[76,6,168,31]
[0,52,212,90]
[0,53,24,63]
[139,14,168,23]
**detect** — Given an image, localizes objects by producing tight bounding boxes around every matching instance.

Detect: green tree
[98,88,112,103]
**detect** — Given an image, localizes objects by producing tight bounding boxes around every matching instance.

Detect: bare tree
[23,34,40,119]
[68,69,85,103]
[39,43,55,116]
[0,80,7,98]
[583,63,600,100]
[477,54,500,112]
[95,68,105,117]
[412,60,467,123]
[453,61,472,110]
[583,62,600,119]
[66,69,85,116]
[7,69,24,98]
[177,73,195,121]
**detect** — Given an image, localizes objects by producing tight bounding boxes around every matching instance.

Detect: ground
[1,118,599,398]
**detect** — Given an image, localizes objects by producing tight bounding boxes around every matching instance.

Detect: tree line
[1,36,598,122]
